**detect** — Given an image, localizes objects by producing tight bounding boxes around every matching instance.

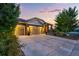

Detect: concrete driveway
[18,34,79,56]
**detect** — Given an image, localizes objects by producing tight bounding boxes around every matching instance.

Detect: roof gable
[26,17,46,25]
[19,17,52,26]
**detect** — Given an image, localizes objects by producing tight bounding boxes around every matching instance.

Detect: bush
[52,29,64,36]
[0,33,23,56]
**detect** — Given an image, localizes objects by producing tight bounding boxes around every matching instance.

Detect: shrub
[0,33,23,56]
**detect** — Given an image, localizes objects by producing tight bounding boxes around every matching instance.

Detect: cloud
[48,9,61,12]
[39,11,46,13]
[39,9,61,13]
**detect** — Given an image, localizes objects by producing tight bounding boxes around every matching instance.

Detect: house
[15,17,53,36]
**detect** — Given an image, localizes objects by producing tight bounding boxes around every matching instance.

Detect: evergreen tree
[0,3,22,56]
[55,7,78,33]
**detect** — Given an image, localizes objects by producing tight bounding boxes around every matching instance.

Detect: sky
[20,3,79,24]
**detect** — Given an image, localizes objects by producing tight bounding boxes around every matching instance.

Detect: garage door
[29,26,44,35]
[15,25,25,36]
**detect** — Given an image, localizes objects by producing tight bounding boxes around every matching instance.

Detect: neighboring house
[15,17,53,36]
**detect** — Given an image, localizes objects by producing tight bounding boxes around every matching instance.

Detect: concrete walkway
[18,34,79,56]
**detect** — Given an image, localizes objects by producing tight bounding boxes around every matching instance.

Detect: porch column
[24,25,27,35]
[24,25,26,35]
[45,25,48,35]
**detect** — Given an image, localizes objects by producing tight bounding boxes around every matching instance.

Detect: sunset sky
[20,3,79,24]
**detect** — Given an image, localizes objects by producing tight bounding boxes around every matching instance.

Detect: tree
[0,3,22,56]
[0,3,19,32]
[55,7,78,33]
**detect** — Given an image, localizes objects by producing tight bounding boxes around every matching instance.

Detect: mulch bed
[59,35,79,40]
[47,33,79,40]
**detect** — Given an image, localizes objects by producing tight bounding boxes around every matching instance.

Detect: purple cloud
[39,9,61,13]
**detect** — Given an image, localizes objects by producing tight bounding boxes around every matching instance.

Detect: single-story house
[15,17,53,36]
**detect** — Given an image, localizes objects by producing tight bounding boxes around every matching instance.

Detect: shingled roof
[19,17,52,26]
